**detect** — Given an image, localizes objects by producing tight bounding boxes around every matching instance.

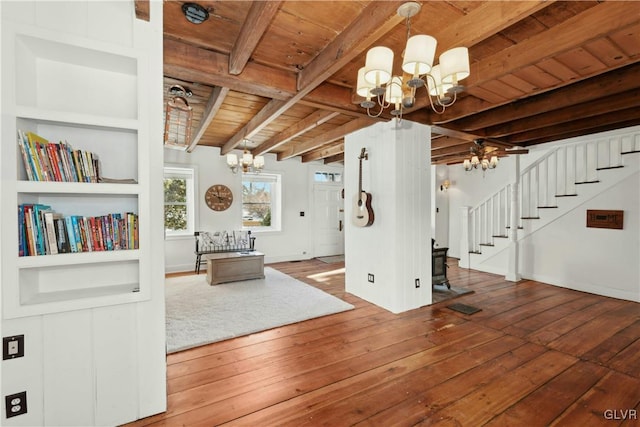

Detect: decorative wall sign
[586,210,623,230]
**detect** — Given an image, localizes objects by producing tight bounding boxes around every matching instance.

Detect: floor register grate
[447,303,482,315]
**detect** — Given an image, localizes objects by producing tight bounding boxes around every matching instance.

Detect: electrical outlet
[5,391,27,418]
[3,335,24,360]
[415,278,421,288]
[368,273,374,283]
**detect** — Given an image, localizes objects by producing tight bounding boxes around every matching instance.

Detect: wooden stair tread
[556,194,578,197]
[521,217,541,220]
[537,206,558,209]
[621,150,640,155]
[575,180,600,184]
[479,243,495,247]
[492,235,508,238]
[596,165,624,170]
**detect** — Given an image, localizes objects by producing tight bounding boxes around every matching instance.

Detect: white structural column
[344,121,431,313]
[506,154,522,282]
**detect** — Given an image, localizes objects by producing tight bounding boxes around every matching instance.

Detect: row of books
[18,204,139,257]
[18,130,100,183]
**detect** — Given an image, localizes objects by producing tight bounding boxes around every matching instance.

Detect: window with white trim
[164,166,196,237]
[242,173,281,231]
[314,171,342,182]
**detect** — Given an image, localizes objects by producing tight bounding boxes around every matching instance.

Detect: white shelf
[16,106,139,131]
[11,283,144,318]
[17,249,140,268]
[17,181,139,195]
[22,283,140,306]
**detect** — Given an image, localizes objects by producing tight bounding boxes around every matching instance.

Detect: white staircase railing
[466,129,640,257]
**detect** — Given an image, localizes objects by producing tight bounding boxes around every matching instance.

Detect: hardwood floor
[128,259,640,426]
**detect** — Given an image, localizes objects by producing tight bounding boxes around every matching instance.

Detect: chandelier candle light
[227,140,265,174]
[357,2,470,120]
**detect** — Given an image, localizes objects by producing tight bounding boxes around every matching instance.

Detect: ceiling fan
[463,138,529,171]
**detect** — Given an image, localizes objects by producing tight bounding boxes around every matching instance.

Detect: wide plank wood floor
[127,259,640,426]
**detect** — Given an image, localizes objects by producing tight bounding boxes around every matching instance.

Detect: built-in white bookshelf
[2,23,150,318]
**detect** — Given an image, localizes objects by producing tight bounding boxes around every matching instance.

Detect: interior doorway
[312,182,345,257]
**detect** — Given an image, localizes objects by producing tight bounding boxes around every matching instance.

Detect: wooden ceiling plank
[278,117,374,160]
[229,1,283,75]
[436,1,553,50]
[221,99,288,155]
[222,1,405,157]
[134,0,150,21]
[399,1,552,115]
[449,63,640,132]
[164,39,296,100]
[518,119,640,147]
[296,1,405,91]
[486,89,640,138]
[468,2,634,88]
[253,109,340,156]
[187,86,230,153]
[303,142,345,163]
[424,2,638,124]
[506,107,640,144]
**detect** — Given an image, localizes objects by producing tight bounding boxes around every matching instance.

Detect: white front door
[313,183,344,257]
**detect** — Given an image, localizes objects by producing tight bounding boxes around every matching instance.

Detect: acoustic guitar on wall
[353,147,374,227]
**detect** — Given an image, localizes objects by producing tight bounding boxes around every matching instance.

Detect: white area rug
[165,267,354,353]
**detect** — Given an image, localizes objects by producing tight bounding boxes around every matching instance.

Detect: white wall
[164,145,344,272]
[446,126,640,302]
[344,121,431,314]
[521,169,640,301]
[432,164,450,248]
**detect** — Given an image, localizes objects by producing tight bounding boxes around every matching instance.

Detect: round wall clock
[205,184,233,211]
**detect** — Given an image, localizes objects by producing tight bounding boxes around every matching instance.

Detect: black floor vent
[447,303,482,315]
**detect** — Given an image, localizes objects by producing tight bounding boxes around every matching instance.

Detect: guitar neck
[358,158,363,195]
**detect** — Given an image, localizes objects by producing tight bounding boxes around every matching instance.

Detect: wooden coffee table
[205,251,265,285]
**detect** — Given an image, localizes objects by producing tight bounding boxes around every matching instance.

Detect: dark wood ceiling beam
[186,86,230,152]
[486,89,640,138]
[431,143,475,159]
[505,107,640,145]
[134,0,149,21]
[164,39,296,100]
[229,1,282,75]
[423,1,638,124]
[278,117,375,161]
[221,99,288,155]
[519,120,640,147]
[431,136,470,150]
[252,110,340,156]
[324,153,345,165]
[296,1,405,91]
[302,142,345,163]
[448,63,640,132]
[302,83,369,117]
